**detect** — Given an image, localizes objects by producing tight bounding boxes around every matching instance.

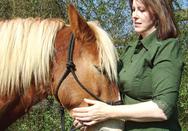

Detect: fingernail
[72,108,77,111]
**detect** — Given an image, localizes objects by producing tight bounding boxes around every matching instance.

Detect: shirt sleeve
[151,39,183,119]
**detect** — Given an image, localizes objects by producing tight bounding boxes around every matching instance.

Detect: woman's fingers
[73,98,105,113]
[75,116,93,121]
[73,119,86,130]
[73,99,100,113]
[72,98,112,126]
[83,120,97,126]
[73,110,92,118]
[74,119,97,126]
[73,106,91,113]
[84,98,99,105]
[73,119,81,127]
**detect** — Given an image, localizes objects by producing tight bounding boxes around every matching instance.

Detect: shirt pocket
[128,61,153,100]
[120,63,143,96]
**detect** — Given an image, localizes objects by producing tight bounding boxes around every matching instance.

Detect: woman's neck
[140,27,156,38]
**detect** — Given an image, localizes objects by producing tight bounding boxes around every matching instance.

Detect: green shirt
[118,32,183,131]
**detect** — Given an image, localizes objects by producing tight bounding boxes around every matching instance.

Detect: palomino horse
[0,4,124,131]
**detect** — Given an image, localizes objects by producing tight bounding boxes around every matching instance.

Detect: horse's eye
[94,65,103,73]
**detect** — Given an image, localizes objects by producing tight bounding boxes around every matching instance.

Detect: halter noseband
[54,33,122,131]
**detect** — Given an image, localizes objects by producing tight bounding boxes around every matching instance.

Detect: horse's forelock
[87,21,118,83]
[0,18,65,95]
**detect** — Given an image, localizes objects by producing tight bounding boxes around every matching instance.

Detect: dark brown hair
[129,0,178,40]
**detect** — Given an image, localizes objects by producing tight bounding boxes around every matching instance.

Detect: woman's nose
[132,10,138,19]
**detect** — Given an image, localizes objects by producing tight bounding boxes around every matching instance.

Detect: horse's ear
[68,4,96,42]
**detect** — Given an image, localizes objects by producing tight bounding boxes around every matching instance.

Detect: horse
[0,4,124,131]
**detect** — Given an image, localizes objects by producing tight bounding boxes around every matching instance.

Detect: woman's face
[132,0,156,38]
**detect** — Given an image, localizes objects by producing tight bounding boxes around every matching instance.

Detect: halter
[54,33,122,131]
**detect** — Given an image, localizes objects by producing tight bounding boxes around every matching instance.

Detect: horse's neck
[50,27,71,93]
[0,84,50,130]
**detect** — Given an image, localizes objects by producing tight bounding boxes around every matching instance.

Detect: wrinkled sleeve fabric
[152,39,183,119]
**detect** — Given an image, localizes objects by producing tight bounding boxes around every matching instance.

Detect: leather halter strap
[55,33,107,104]
[54,33,122,131]
[54,33,122,105]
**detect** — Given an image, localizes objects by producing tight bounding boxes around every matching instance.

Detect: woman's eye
[140,9,145,12]
[138,7,146,12]
[94,65,107,75]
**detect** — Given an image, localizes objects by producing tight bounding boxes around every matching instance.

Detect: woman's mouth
[134,22,141,27]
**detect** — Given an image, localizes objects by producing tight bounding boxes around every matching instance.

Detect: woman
[72,0,183,130]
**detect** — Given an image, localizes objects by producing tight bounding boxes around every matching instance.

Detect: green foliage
[7,97,74,131]
[58,0,131,39]
[0,1,12,18]
[178,21,188,129]
[0,0,65,19]
[7,98,60,131]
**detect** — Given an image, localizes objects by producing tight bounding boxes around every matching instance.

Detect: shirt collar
[140,31,158,50]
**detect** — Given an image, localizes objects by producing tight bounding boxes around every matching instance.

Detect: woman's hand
[72,119,86,130]
[72,98,113,126]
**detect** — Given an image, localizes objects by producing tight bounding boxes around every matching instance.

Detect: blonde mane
[0,18,64,95]
[88,21,118,82]
[0,18,117,96]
